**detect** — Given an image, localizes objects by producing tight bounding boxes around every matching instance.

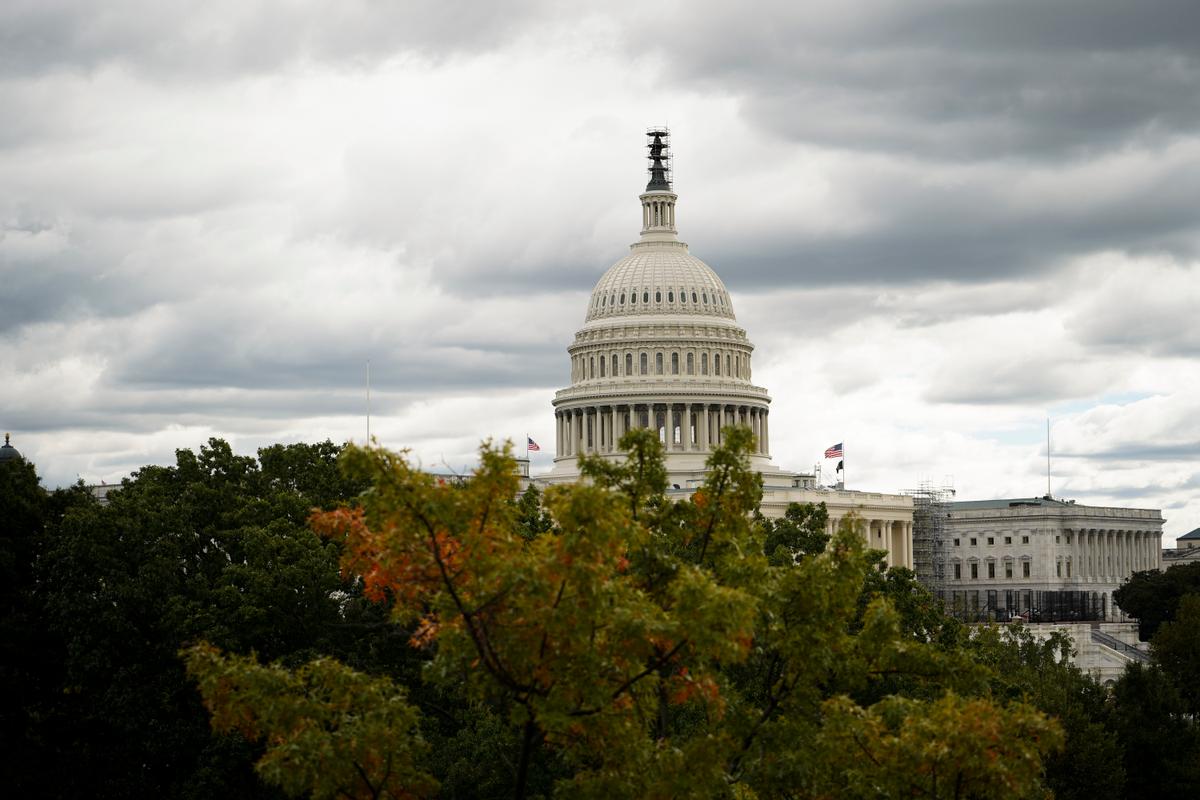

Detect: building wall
[941,500,1164,621]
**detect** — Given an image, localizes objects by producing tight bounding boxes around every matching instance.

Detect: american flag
[824,442,843,458]
[527,436,541,452]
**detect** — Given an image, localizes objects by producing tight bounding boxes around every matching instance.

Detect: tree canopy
[187,429,1064,799]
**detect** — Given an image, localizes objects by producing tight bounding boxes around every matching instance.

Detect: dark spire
[646,128,672,191]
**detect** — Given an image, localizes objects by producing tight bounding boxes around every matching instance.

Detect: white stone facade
[942,497,1164,620]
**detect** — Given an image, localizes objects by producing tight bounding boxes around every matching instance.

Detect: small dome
[0,433,22,463]
[586,244,736,322]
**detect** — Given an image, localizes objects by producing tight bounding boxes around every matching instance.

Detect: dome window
[643,291,649,303]
[679,288,686,302]
[701,353,709,374]
[626,353,633,375]
[671,352,679,374]
[601,295,606,307]
[631,292,637,304]
[668,290,674,302]
[640,352,648,374]
[691,291,698,303]
[611,354,618,375]
[620,293,625,305]
[702,293,708,304]
[655,352,664,374]
[656,290,661,303]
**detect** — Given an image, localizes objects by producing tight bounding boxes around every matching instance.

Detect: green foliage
[1114,561,1200,640]
[815,692,1063,799]
[755,501,829,565]
[8,438,374,798]
[1151,593,1200,714]
[1108,663,1200,800]
[195,426,1062,799]
[185,643,438,799]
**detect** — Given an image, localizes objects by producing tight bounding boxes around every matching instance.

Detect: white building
[941,496,1164,621]
[537,130,913,568]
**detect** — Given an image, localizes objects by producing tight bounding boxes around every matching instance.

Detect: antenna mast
[1046,418,1051,498]
[366,359,372,444]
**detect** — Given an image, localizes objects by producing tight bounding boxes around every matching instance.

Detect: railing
[1090,629,1150,663]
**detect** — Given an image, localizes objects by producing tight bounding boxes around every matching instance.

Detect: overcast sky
[3,1,1199,544]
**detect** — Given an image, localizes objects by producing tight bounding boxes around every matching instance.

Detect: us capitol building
[536,130,914,569]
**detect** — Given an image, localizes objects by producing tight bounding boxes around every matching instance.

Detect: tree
[1151,593,1200,714]
[22,438,372,798]
[191,428,1063,799]
[1108,663,1200,800]
[755,501,829,565]
[1114,562,1200,640]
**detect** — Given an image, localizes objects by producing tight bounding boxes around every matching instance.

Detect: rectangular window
[953,538,960,547]
[954,563,962,579]
[1004,536,1012,545]
[1055,535,1060,544]
[988,562,995,579]
[970,563,979,579]
[1023,562,1031,578]
[970,538,977,546]
[1067,562,1071,577]
[1056,561,1062,577]
[1005,562,1013,579]
[987,537,994,545]
[1022,535,1029,544]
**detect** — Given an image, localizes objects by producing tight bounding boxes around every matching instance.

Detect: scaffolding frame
[906,481,955,598]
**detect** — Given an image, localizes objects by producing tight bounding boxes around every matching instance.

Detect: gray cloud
[0,0,552,79]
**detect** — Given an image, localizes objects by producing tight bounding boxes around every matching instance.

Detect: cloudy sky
[3,1,1199,544]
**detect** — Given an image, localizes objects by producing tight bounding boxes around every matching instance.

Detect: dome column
[699,404,711,452]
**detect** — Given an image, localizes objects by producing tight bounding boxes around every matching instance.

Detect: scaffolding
[906,481,955,597]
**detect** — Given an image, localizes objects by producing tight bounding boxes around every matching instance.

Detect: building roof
[949,496,1072,510]
[586,246,735,323]
[0,433,22,463]
[1179,527,1200,540]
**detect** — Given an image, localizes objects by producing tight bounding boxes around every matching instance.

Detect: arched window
[656,352,664,374]
[726,354,731,375]
[601,295,606,307]
[714,353,721,375]
[702,292,708,304]
[735,355,740,377]
[599,356,605,377]
[701,353,709,374]
[640,352,648,375]
[692,291,698,303]
[619,293,625,305]
[686,352,694,374]
[590,357,595,378]
[611,354,618,375]
[671,352,679,374]
[626,353,633,375]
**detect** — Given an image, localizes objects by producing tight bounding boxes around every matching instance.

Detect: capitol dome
[585,245,736,322]
[547,129,780,485]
